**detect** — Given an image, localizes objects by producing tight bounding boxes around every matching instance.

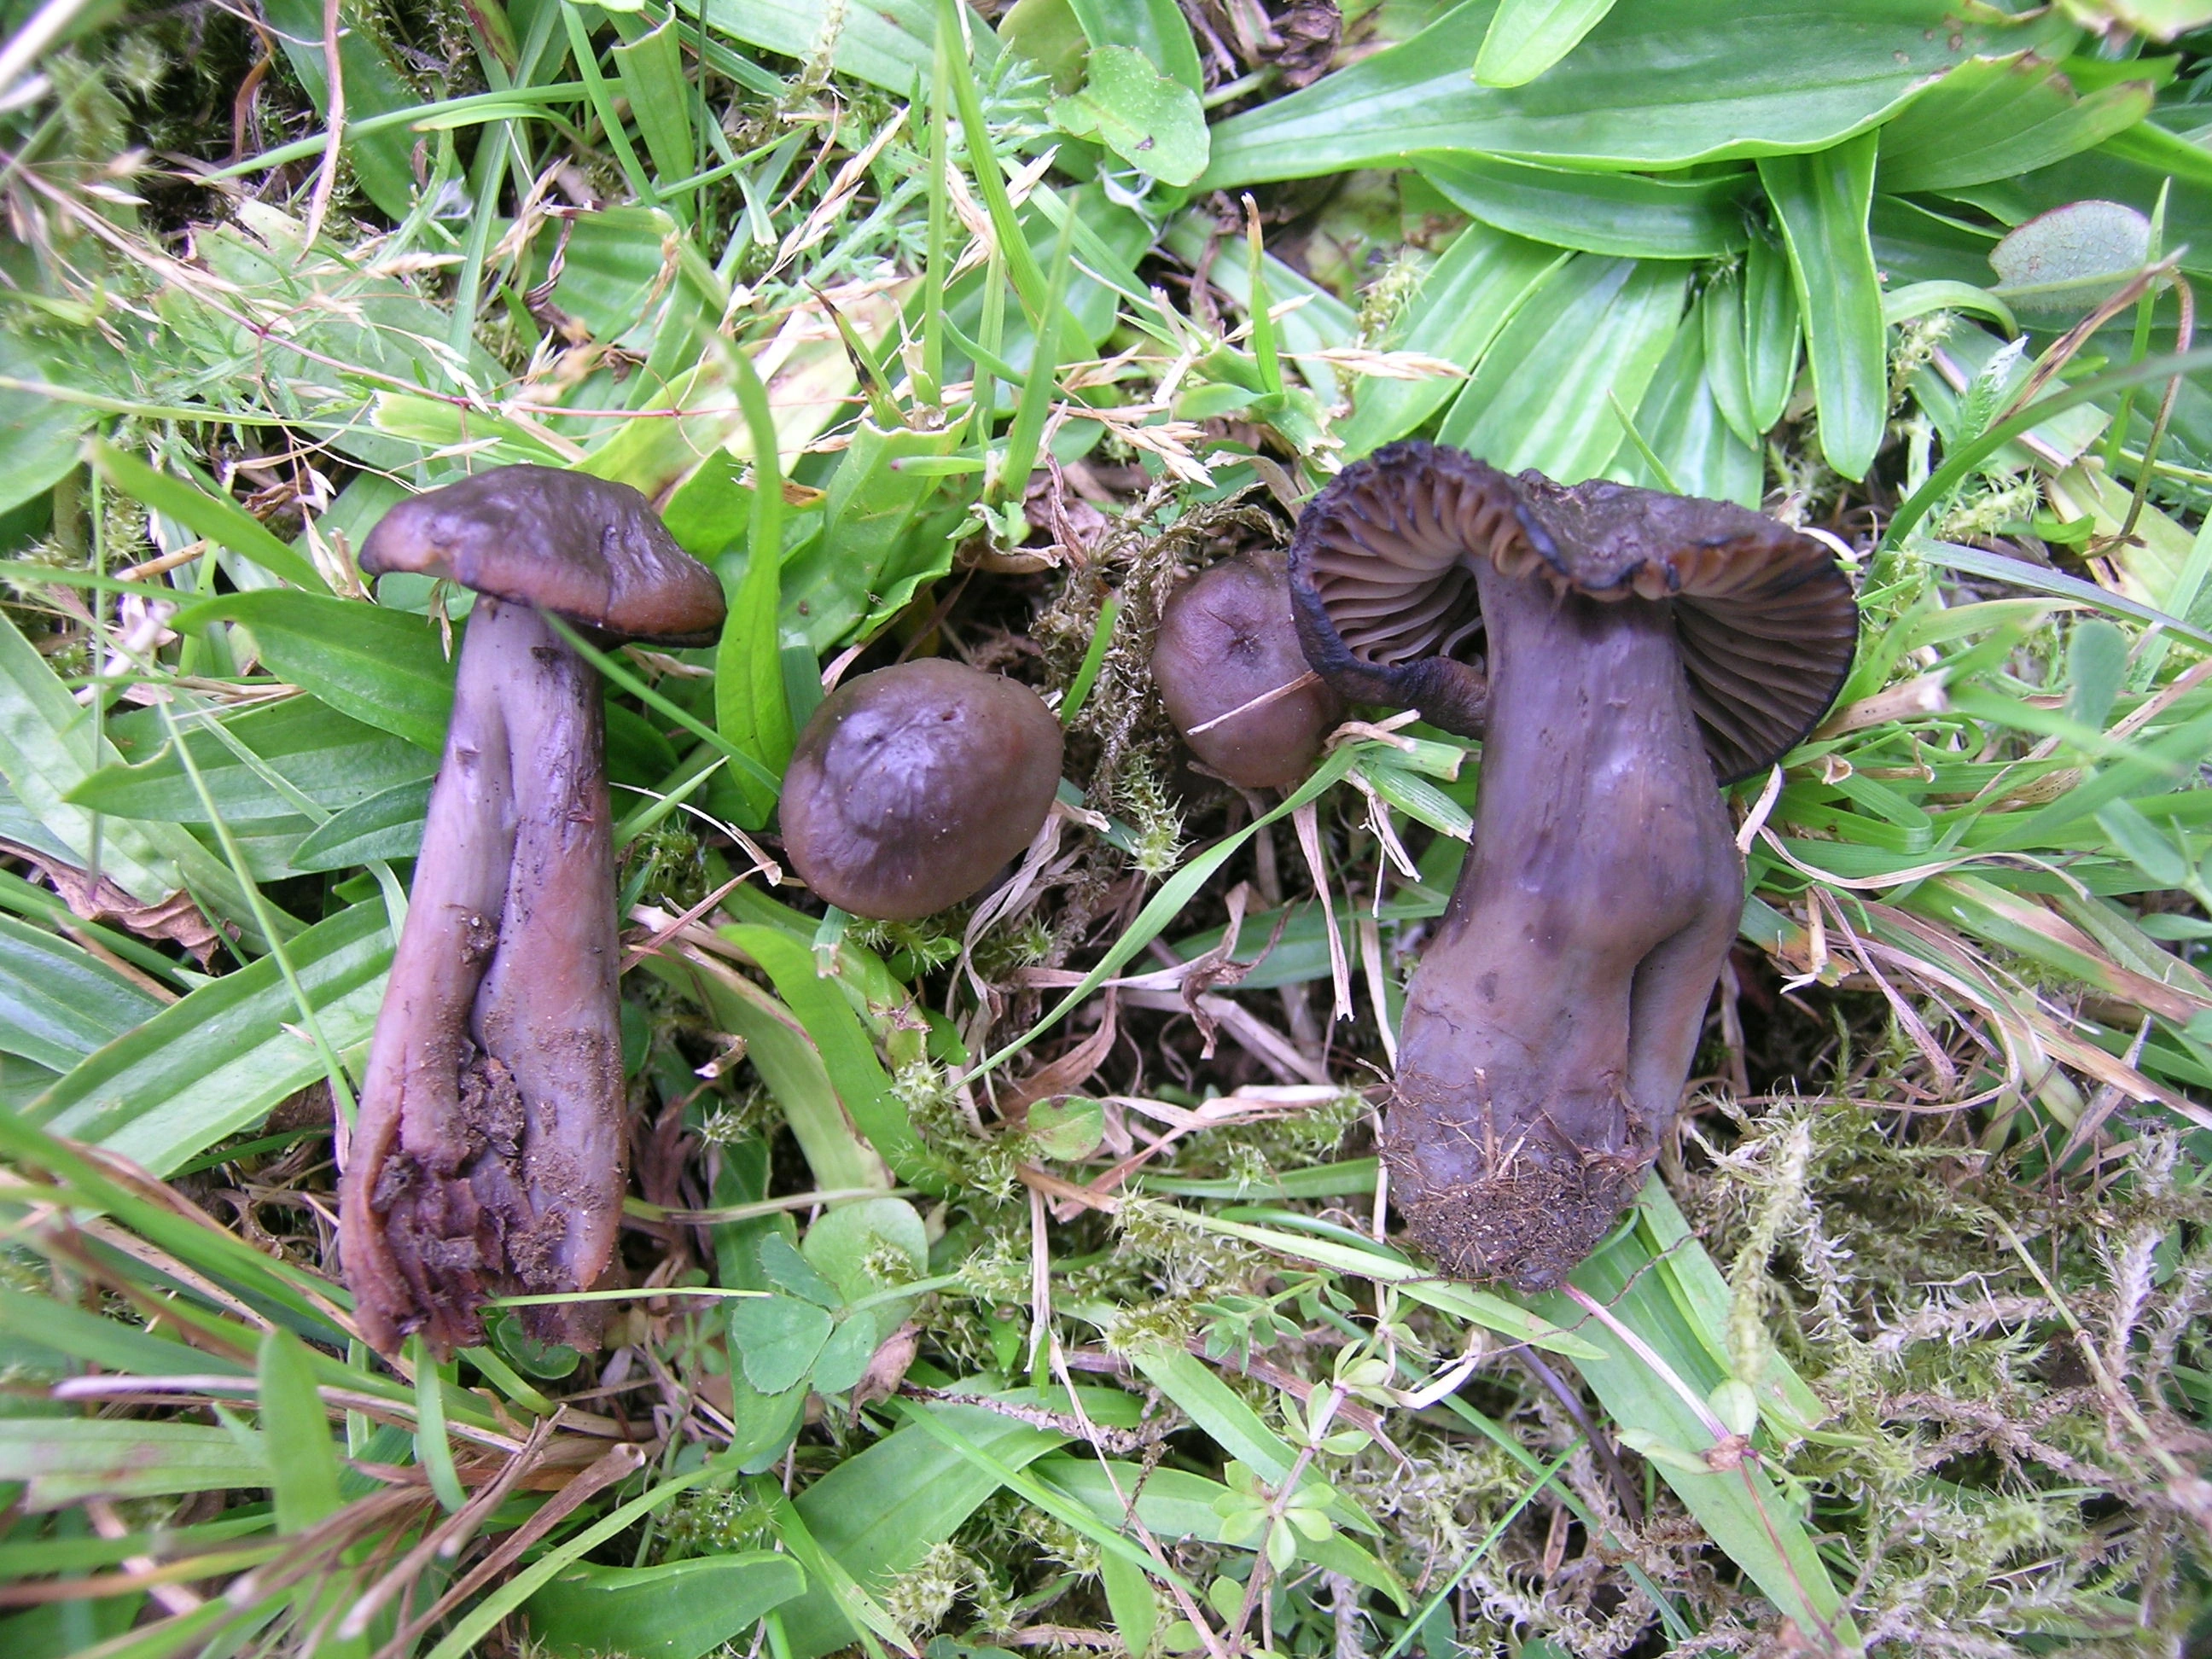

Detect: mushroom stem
[342,599,622,1356]
[1384,559,1743,1291]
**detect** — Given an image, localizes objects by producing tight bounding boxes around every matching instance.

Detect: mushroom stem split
[350,600,621,1354]
[341,467,725,1357]
[1290,443,1857,1289]
[1388,554,1743,1287]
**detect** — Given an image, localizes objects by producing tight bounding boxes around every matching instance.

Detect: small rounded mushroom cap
[780,660,1065,921]
[1153,550,1347,789]
[1289,441,1858,783]
[360,465,727,646]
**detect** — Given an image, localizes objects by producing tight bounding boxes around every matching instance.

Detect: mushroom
[1290,441,1855,1289]
[1152,547,1346,789]
[780,659,1064,921]
[341,466,725,1357]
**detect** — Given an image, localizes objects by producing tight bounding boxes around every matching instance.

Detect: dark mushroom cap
[1289,440,1859,783]
[1153,549,1347,789]
[780,659,1065,921]
[359,465,727,646]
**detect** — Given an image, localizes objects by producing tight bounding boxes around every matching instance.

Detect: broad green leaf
[1631,1182,1830,1433]
[1026,1096,1105,1159]
[1068,0,1202,89]
[177,591,455,752]
[641,954,890,1192]
[697,0,977,93]
[1418,154,1751,259]
[1037,1459,1407,1606]
[2094,799,2188,887]
[548,207,683,343]
[0,1284,242,1380]
[0,612,269,934]
[778,422,970,652]
[1439,254,1685,482]
[257,1328,343,1534]
[290,777,432,870]
[802,1197,928,1302]
[0,1418,270,1510]
[714,357,795,826]
[1741,230,1802,434]
[88,442,325,594]
[811,1311,880,1394]
[612,20,696,187]
[32,902,392,1176]
[2006,123,2212,283]
[1050,45,1208,185]
[778,1394,1080,1656]
[0,340,89,515]
[1699,265,1756,445]
[1004,0,1090,88]
[1760,135,1886,481]
[73,698,433,825]
[2066,617,2130,731]
[0,912,163,1073]
[1623,310,1761,508]
[724,925,949,1190]
[730,1294,835,1393]
[760,1232,845,1308]
[1473,0,1618,87]
[1202,0,2064,186]
[1128,1348,1299,1483]
[1878,55,2153,194]
[259,0,421,218]
[1337,222,1565,458]
[422,1472,719,1659]
[369,395,578,469]
[1988,198,2154,318]
[525,1552,806,1659]
[1536,1227,1860,1649]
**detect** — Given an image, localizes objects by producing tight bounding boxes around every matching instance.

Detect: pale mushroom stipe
[1291,441,1857,1289]
[342,466,725,1358]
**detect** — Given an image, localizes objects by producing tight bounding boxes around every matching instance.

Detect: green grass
[4,0,2212,1653]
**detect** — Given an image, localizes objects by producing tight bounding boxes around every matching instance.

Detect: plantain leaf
[32,902,391,1176]
[1438,254,1686,482]
[1473,0,1620,88]
[1418,154,1752,259]
[177,591,456,753]
[1202,0,2067,186]
[1877,55,2154,195]
[1339,223,1565,458]
[1760,134,1886,480]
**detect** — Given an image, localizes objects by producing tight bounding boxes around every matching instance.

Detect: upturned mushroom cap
[360,465,727,646]
[1289,440,1857,782]
[781,659,1065,921]
[1153,549,1347,789]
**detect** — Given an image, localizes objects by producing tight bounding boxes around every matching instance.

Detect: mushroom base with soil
[1382,557,1743,1290]
[342,598,624,1357]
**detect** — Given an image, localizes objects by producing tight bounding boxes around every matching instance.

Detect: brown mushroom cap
[1153,549,1347,789]
[360,465,727,645]
[780,659,1065,921]
[1289,440,1857,783]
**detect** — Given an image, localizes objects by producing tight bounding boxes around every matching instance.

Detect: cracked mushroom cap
[1289,441,1859,783]
[359,465,727,646]
[1153,548,1346,789]
[780,659,1066,921]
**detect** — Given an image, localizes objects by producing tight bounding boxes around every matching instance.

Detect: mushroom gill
[1289,442,1856,1289]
